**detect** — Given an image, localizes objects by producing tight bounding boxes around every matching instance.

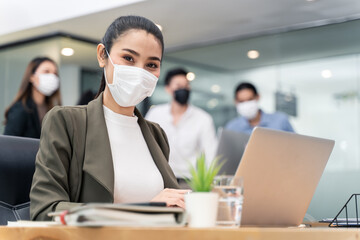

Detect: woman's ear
[97,44,107,68]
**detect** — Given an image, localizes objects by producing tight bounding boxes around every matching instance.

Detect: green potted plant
[184,153,224,228]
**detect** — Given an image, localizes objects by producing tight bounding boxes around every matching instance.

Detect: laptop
[216,129,250,175]
[235,127,335,227]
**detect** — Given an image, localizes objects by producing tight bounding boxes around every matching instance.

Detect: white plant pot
[185,192,219,228]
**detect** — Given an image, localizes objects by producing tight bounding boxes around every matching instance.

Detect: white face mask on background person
[104,51,158,107]
[236,99,259,120]
[35,73,60,96]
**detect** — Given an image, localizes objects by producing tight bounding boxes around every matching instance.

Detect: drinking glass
[212,175,244,227]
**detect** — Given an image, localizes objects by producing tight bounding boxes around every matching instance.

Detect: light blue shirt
[225,110,294,135]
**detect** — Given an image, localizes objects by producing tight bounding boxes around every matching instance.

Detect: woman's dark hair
[77,89,96,105]
[164,68,188,86]
[95,15,164,98]
[234,82,258,99]
[4,57,61,125]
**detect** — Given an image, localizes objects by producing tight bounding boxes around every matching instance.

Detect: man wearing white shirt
[145,68,218,187]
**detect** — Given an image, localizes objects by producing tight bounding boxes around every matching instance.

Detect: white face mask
[104,51,158,107]
[35,73,60,96]
[236,100,259,120]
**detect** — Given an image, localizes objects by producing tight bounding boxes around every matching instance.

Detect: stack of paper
[48,203,187,227]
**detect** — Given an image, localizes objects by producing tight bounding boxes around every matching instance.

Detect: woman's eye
[123,56,133,62]
[147,63,158,69]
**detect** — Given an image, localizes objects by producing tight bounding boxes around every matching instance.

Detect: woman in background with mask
[3,57,61,138]
[30,15,188,221]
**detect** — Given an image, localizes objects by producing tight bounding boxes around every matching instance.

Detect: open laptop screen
[235,127,334,227]
[216,129,250,175]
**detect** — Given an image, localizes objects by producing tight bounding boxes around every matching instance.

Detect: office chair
[0,135,39,225]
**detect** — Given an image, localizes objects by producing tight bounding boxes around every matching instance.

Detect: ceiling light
[155,24,163,31]
[207,99,219,109]
[211,84,221,93]
[321,70,332,79]
[186,72,196,81]
[61,48,74,56]
[247,50,260,59]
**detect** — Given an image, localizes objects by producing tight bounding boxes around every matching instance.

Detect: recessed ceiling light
[306,0,316,2]
[321,70,332,79]
[186,72,196,81]
[211,84,221,93]
[247,50,260,59]
[155,24,163,31]
[61,48,74,56]
[207,99,219,109]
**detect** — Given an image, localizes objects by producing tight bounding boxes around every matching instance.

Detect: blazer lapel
[135,109,179,188]
[82,93,114,199]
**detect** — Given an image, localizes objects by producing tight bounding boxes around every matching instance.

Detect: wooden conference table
[1,225,360,240]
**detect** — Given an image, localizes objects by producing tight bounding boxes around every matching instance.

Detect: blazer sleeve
[30,107,83,221]
[3,102,27,136]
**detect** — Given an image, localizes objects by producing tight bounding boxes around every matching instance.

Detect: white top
[103,105,164,203]
[145,104,218,178]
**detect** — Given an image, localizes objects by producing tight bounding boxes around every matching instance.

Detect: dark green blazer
[30,93,179,221]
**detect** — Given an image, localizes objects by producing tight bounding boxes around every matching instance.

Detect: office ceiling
[1,0,360,52]
[2,0,360,73]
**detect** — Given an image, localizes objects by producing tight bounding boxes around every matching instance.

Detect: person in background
[225,82,294,135]
[30,15,187,221]
[3,57,61,138]
[145,68,218,186]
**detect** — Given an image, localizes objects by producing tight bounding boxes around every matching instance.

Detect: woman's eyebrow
[122,48,161,62]
[149,56,161,62]
[122,48,139,56]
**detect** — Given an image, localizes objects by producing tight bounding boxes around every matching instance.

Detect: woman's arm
[30,107,83,221]
[3,102,27,136]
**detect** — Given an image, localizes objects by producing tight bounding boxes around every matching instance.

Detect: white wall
[0,0,143,36]
[59,65,81,106]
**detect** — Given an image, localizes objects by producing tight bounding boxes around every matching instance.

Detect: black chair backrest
[0,135,39,225]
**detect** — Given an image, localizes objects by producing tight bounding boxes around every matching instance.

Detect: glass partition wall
[0,36,99,134]
[1,19,360,220]
[157,19,360,220]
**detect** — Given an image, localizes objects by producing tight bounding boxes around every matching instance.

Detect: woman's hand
[151,188,191,209]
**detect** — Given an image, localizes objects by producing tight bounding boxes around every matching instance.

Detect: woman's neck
[103,88,135,116]
[31,87,46,105]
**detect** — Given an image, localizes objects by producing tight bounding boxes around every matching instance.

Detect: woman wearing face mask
[3,57,61,138]
[30,16,188,221]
